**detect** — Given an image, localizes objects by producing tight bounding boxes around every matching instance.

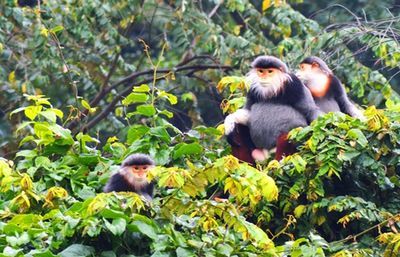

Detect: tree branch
[79,64,233,132]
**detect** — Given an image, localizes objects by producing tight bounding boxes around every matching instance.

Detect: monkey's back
[314,97,340,113]
[249,103,307,149]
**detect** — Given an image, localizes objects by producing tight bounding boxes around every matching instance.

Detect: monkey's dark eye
[267,70,273,73]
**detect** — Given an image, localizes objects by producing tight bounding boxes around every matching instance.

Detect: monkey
[297,56,363,118]
[225,56,323,162]
[104,153,155,201]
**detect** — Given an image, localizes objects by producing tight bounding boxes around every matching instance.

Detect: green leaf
[51,108,64,118]
[122,93,149,105]
[128,215,159,240]
[31,250,57,257]
[173,143,203,159]
[7,214,42,230]
[35,156,51,168]
[216,244,233,256]
[100,209,129,220]
[158,90,178,105]
[19,135,35,146]
[136,104,156,117]
[48,124,74,144]
[133,84,150,92]
[104,218,127,236]
[149,127,171,143]
[78,154,100,166]
[347,129,368,147]
[50,25,64,33]
[158,109,174,118]
[99,251,116,257]
[3,246,22,257]
[16,149,37,158]
[59,244,95,257]
[81,100,97,113]
[176,247,195,257]
[6,232,30,247]
[150,252,171,257]
[39,110,57,123]
[9,107,26,117]
[81,99,91,110]
[127,125,150,144]
[24,105,43,120]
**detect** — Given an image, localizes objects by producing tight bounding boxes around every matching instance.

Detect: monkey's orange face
[297,63,329,97]
[299,63,316,72]
[130,165,153,179]
[256,68,280,80]
[247,67,289,98]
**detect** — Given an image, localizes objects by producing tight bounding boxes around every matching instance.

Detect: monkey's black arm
[331,76,360,117]
[104,173,131,192]
[139,183,154,201]
[244,91,256,110]
[287,74,323,123]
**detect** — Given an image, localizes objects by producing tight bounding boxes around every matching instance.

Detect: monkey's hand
[224,109,250,135]
[251,148,269,162]
[350,107,366,121]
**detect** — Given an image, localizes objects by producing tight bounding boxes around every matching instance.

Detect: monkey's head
[247,56,292,99]
[297,56,332,98]
[121,154,155,185]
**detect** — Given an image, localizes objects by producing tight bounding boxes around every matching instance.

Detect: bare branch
[78,63,233,132]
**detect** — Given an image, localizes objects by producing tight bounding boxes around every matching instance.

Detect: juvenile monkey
[297,56,363,118]
[104,153,155,201]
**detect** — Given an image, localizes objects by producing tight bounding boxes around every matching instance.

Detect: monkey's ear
[311,62,320,68]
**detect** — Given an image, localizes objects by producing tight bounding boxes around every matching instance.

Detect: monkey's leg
[275,133,297,160]
[229,124,255,165]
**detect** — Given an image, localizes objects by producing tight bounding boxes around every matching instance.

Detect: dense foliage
[1,0,400,256]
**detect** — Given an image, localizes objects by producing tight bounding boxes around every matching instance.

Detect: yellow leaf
[262,0,271,11]
[44,187,68,208]
[40,27,49,37]
[274,0,283,7]
[260,174,279,201]
[294,205,306,218]
[22,83,27,93]
[216,124,225,139]
[223,155,240,170]
[24,105,43,121]
[87,194,108,216]
[0,159,13,177]
[233,25,241,36]
[107,136,118,143]
[20,174,33,190]
[266,160,280,170]
[8,71,16,84]
[316,215,326,226]
[11,192,31,212]
[51,108,64,118]
[224,177,234,193]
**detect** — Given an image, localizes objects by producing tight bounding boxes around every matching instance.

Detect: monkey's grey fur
[249,103,307,149]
